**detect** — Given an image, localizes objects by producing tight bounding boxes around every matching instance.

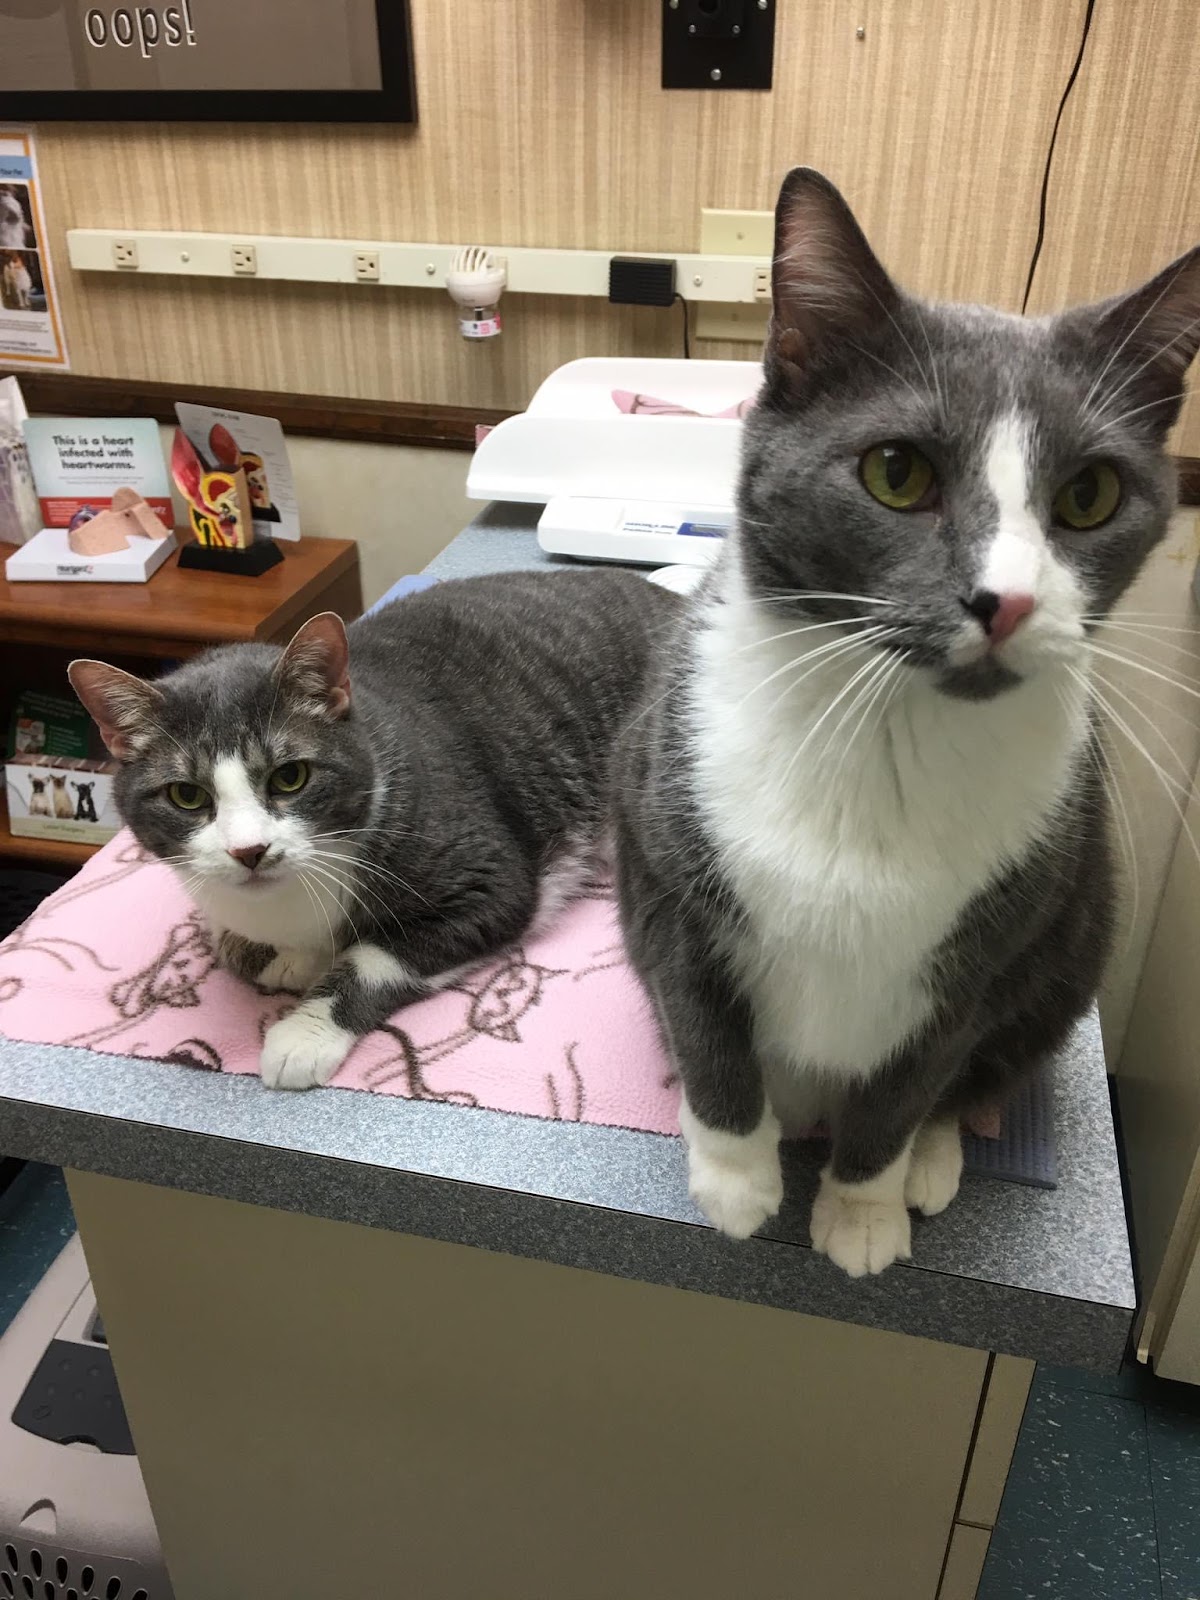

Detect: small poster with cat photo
[5,754,119,845]
[0,126,69,369]
[175,402,300,542]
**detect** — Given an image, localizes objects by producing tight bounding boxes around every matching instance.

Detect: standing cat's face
[68,614,377,907]
[740,169,1200,701]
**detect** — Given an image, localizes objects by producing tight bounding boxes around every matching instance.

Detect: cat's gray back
[354,570,671,800]
[349,568,680,885]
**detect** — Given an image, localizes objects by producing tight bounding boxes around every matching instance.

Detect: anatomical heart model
[170,428,253,551]
[169,427,281,575]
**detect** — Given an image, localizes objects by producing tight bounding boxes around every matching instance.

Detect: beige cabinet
[70,1171,1032,1600]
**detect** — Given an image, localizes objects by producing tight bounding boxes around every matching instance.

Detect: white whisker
[733,615,885,654]
[1085,641,1200,702]
[780,651,888,789]
[735,625,889,713]
[762,632,891,720]
[1070,666,1200,880]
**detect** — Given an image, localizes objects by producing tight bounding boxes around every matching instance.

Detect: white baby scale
[466,357,763,567]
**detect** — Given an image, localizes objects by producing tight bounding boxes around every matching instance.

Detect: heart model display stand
[170,426,282,576]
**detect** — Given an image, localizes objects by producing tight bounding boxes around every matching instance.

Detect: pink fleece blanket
[0,833,681,1131]
[0,833,1014,1149]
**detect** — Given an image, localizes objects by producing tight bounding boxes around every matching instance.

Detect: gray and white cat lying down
[614,168,1200,1276]
[70,570,678,1091]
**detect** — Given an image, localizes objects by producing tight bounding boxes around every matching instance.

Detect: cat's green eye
[269,760,309,795]
[1053,462,1121,530]
[859,443,936,511]
[167,781,209,811]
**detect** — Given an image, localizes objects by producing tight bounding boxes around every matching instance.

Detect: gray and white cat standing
[615,168,1200,1276]
[71,570,677,1091]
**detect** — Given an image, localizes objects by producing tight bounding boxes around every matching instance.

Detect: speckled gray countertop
[0,506,1136,1372]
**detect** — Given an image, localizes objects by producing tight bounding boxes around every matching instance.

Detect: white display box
[5,525,176,584]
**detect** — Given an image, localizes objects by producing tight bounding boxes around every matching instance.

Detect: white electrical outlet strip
[66,228,772,302]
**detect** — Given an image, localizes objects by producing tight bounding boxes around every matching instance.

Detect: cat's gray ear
[767,167,898,379]
[68,660,163,761]
[276,612,351,718]
[1074,245,1200,433]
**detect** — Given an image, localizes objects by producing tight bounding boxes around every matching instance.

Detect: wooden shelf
[0,536,361,658]
[0,791,99,872]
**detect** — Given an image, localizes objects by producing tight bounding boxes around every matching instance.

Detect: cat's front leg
[648,953,782,1240]
[812,1051,964,1277]
[810,1141,915,1279]
[259,940,424,1090]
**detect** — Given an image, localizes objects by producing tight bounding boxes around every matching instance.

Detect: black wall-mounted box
[608,257,678,308]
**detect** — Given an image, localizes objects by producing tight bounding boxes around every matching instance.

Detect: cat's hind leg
[904,1117,963,1217]
[213,929,331,994]
[256,947,333,995]
[214,929,276,984]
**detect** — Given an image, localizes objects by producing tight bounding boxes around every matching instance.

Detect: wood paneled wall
[25,0,1200,444]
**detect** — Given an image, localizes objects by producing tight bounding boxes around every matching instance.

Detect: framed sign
[0,0,415,122]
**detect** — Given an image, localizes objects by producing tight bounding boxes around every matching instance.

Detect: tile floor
[1,1160,1197,1599]
[981,1358,1200,1599]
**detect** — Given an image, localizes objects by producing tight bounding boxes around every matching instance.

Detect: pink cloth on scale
[611,389,758,419]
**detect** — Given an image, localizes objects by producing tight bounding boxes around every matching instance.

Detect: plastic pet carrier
[0,1236,172,1599]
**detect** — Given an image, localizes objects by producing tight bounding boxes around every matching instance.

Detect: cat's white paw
[260,999,354,1091]
[905,1120,964,1217]
[688,1149,784,1239]
[679,1097,783,1239]
[257,947,330,995]
[810,1172,912,1277]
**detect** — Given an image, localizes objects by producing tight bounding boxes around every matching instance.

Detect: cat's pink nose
[228,844,267,871]
[963,589,1035,645]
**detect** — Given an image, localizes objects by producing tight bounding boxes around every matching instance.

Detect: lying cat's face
[69,614,375,904]
[740,170,1200,701]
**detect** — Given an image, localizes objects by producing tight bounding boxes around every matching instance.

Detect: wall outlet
[696,208,772,343]
[112,239,139,270]
[231,244,258,276]
[354,250,381,282]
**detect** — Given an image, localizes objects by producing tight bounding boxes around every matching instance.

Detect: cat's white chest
[689,595,1085,1083]
[191,872,347,953]
[734,856,946,1079]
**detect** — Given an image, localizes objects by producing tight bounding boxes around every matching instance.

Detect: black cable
[1021,0,1096,313]
[675,293,691,359]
